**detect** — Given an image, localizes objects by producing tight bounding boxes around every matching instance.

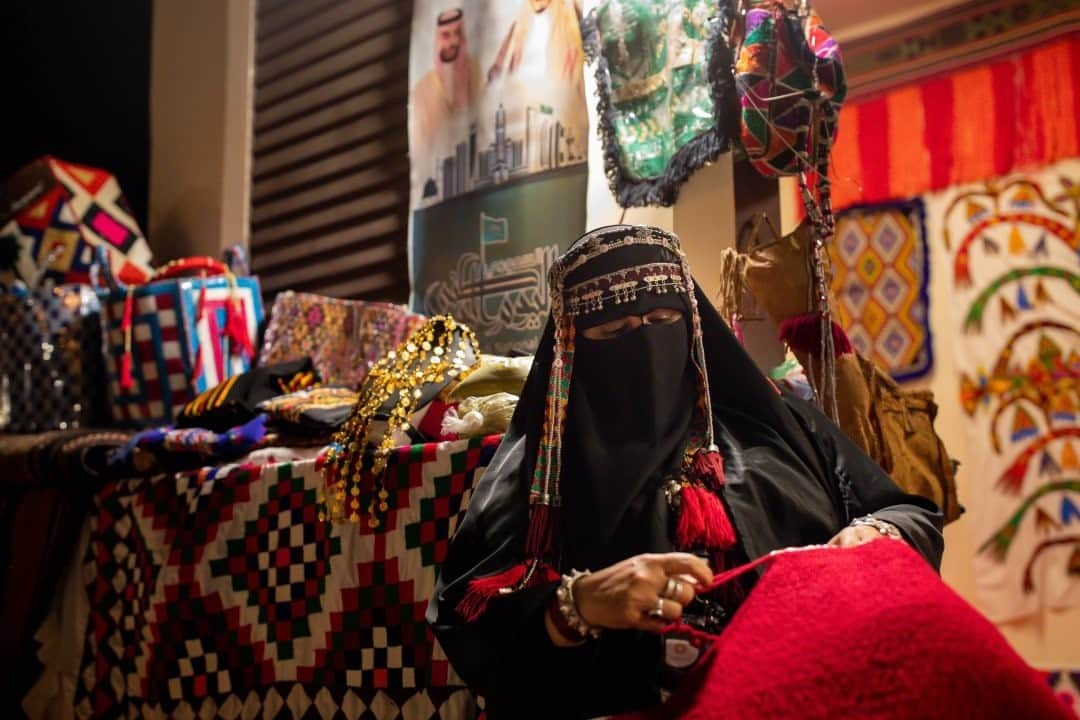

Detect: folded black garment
[175,358,317,432]
[256,386,358,438]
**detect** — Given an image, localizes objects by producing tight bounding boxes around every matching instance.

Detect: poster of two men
[407,0,589,355]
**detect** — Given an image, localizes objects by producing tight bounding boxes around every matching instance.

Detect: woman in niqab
[427,225,943,719]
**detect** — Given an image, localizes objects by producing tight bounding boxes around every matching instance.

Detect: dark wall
[0,0,152,229]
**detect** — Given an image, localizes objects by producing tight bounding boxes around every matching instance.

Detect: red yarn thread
[778,313,853,356]
[225,294,255,361]
[191,281,209,385]
[676,485,736,550]
[456,560,560,622]
[119,288,135,390]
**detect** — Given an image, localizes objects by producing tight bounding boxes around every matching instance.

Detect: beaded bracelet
[552,569,602,641]
[850,514,902,540]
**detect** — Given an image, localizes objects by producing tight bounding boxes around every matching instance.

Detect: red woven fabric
[618,541,1074,719]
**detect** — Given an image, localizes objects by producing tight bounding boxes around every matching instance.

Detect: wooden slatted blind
[250,0,412,301]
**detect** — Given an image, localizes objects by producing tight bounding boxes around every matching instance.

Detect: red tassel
[778,313,852,356]
[525,503,559,558]
[120,353,134,391]
[120,288,135,390]
[456,560,560,622]
[676,485,736,550]
[191,281,209,385]
[225,298,255,360]
[690,448,725,489]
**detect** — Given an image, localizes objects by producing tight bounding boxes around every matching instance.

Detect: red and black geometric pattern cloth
[58,435,500,719]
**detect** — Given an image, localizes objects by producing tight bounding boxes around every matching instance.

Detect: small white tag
[664,637,700,669]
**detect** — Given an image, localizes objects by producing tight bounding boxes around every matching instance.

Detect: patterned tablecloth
[24,436,502,720]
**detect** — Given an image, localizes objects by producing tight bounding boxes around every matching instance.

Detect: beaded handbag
[0,284,108,432]
[258,290,427,390]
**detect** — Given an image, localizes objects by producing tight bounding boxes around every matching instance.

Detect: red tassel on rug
[676,484,736,550]
[690,448,725,490]
[778,313,853,356]
[456,560,560,622]
[120,288,135,390]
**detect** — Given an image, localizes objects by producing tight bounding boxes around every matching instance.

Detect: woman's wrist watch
[850,514,903,540]
[549,569,602,642]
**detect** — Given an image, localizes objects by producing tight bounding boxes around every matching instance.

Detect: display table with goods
[23,435,499,720]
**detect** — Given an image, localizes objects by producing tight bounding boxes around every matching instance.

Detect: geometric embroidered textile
[935,158,1080,622]
[830,198,932,381]
[28,435,501,719]
[0,155,153,285]
[208,464,341,662]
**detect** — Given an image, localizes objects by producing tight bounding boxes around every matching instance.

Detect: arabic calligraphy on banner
[407,0,589,354]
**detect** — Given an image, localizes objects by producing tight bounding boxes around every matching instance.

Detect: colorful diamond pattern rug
[26,436,502,719]
[830,198,933,381]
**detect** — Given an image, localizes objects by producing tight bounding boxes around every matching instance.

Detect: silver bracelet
[555,569,602,640]
[851,514,902,540]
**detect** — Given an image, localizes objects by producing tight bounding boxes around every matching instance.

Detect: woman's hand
[572,553,713,633]
[827,524,890,548]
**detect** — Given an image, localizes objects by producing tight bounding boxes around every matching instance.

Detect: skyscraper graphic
[428,101,581,200]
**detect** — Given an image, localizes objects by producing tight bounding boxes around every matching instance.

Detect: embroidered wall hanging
[25,437,502,719]
[829,199,932,381]
[930,158,1080,622]
[583,0,736,207]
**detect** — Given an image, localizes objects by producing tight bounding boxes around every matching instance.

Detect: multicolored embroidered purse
[733,1,846,179]
[97,254,264,427]
[258,291,427,390]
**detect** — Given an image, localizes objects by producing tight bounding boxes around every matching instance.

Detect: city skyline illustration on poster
[407,0,589,355]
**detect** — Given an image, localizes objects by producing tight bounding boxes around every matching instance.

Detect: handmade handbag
[618,540,1072,719]
[0,284,108,433]
[99,255,264,426]
[585,0,738,207]
[0,156,153,286]
[733,0,845,180]
[259,290,427,389]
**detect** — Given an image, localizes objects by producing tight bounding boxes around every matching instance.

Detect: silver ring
[648,597,665,619]
[662,578,677,599]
